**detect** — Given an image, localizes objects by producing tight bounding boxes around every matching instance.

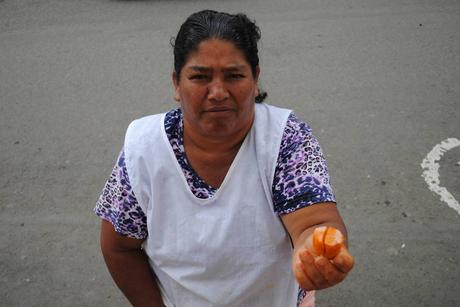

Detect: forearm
[102,247,164,307]
[282,203,347,253]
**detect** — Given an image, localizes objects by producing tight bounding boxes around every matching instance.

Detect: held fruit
[312,226,328,256]
[312,226,344,259]
[324,227,344,259]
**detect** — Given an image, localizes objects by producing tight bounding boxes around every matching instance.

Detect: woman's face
[173,39,260,139]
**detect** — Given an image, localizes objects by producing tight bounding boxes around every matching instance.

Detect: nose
[207,80,229,102]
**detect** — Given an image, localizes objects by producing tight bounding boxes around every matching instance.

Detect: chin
[201,122,238,137]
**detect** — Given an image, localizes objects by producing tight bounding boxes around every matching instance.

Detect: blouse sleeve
[93,148,148,239]
[272,112,336,215]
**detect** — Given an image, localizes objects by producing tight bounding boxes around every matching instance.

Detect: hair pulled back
[172,10,267,103]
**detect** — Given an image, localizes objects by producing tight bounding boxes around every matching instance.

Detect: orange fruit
[311,226,344,259]
[312,226,327,256]
[324,227,344,259]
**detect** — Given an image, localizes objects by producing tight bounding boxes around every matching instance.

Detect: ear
[254,66,261,96]
[254,65,260,82]
[172,72,180,102]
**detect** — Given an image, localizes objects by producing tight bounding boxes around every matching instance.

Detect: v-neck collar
[161,111,252,204]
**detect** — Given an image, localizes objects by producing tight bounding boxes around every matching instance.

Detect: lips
[205,107,234,112]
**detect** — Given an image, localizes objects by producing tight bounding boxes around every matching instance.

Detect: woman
[95,10,354,307]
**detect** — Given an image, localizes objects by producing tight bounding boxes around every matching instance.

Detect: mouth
[204,107,234,113]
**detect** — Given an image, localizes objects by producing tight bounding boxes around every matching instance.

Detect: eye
[227,73,245,80]
[189,74,210,80]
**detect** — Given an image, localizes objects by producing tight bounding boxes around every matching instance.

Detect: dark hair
[172,10,267,103]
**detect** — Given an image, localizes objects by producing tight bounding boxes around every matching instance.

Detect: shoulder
[279,112,314,160]
[278,112,329,178]
[125,108,180,145]
[255,103,292,121]
[253,103,293,148]
[126,113,164,135]
[284,112,312,134]
[94,148,148,239]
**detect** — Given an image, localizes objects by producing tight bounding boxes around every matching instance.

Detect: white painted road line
[421,138,460,215]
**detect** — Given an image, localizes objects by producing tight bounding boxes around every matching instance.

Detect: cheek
[235,83,257,101]
[180,86,203,104]
[190,83,208,99]
[190,89,205,101]
[179,87,205,118]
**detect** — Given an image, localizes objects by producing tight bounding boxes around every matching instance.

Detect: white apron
[124,103,298,307]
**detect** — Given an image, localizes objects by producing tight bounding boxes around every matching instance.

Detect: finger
[314,256,346,285]
[331,246,355,274]
[294,261,317,290]
[298,250,329,289]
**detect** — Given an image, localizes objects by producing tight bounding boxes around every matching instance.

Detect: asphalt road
[1,0,459,306]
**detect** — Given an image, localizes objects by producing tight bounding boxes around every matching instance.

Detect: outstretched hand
[292,226,354,290]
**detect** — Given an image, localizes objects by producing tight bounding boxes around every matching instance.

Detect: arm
[100,220,164,307]
[281,202,354,290]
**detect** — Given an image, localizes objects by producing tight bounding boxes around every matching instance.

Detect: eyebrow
[186,65,248,73]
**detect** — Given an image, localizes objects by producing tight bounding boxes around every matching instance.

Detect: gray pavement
[1,0,459,306]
